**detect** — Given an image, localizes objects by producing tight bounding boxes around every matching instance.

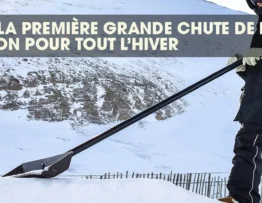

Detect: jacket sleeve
[250,16,262,48]
[236,71,247,81]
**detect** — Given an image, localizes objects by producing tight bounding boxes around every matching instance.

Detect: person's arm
[225,54,246,82]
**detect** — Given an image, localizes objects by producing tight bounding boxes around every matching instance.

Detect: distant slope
[0,0,242,14]
[206,0,254,14]
[0,178,219,203]
[0,58,186,125]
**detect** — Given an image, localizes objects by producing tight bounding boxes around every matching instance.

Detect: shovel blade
[2,152,73,178]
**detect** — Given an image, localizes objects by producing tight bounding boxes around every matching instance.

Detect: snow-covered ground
[0,0,253,176]
[0,0,255,203]
[0,178,219,203]
[1,58,244,175]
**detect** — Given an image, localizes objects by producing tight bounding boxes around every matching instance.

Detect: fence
[67,171,230,199]
[4,170,260,200]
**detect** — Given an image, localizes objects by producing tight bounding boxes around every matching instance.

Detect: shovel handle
[69,59,242,156]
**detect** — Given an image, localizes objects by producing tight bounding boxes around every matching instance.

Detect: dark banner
[0,15,259,57]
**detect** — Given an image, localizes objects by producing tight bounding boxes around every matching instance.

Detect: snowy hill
[0,0,243,14]
[0,0,253,177]
[207,0,254,14]
[0,178,219,203]
[0,58,186,125]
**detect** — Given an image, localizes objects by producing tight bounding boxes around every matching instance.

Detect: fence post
[173,173,176,184]
[176,173,180,186]
[216,176,220,198]
[185,173,188,190]
[207,173,211,198]
[201,173,207,195]
[198,174,203,194]
[212,177,216,199]
[195,173,200,193]
[187,173,192,190]
[192,173,196,192]
[183,174,186,188]
[180,174,183,187]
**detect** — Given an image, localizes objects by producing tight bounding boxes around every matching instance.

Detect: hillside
[207,0,254,14]
[0,58,186,125]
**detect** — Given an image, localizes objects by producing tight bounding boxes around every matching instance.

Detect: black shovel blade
[2,152,73,178]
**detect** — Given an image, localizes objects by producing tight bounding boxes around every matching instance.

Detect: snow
[96,85,106,108]
[0,0,249,176]
[7,169,44,178]
[0,0,254,189]
[207,0,255,14]
[0,178,219,203]
[0,0,254,203]
[0,0,242,14]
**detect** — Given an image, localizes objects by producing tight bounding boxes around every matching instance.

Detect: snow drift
[0,178,219,203]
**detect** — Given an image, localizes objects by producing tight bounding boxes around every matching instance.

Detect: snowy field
[0,0,255,203]
[0,178,219,203]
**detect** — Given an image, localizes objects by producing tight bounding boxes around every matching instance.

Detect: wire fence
[4,171,262,200]
[60,171,230,199]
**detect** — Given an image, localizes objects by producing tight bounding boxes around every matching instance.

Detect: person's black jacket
[234,16,262,124]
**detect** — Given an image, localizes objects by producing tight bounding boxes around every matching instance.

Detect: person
[218,1,262,203]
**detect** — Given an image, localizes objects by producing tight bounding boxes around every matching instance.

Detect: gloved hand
[226,54,245,72]
[226,48,262,72]
[243,48,262,66]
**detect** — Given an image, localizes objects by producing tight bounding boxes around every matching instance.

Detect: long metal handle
[70,59,242,156]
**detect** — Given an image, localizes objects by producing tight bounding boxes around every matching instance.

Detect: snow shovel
[2,59,242,178]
